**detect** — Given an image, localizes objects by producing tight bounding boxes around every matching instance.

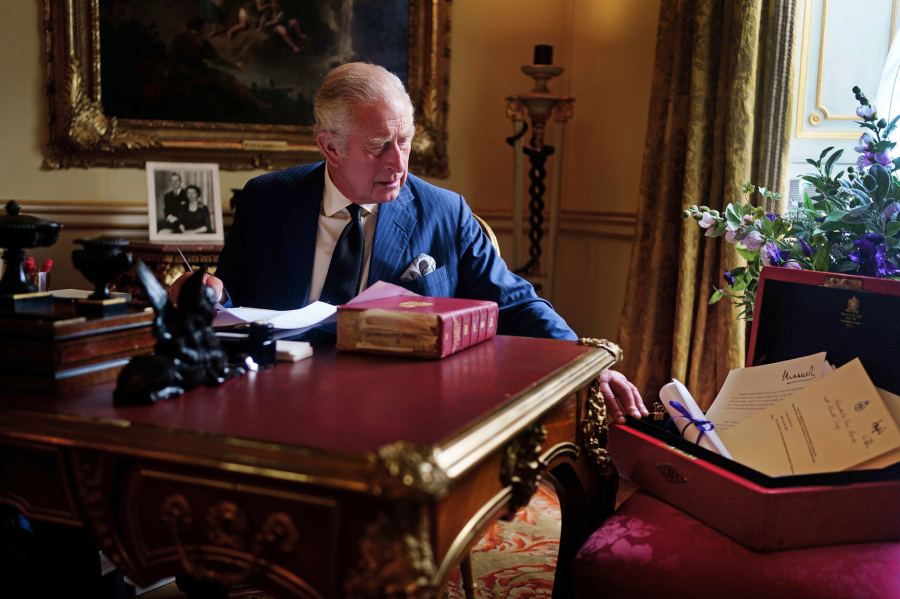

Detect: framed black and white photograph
[146,162,224,242]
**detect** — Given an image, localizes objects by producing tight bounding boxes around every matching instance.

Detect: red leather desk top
[0,336,592,455]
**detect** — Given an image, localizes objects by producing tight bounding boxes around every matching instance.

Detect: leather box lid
[749,266,900,394]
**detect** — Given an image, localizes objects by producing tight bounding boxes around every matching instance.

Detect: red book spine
[471,305,483,346]
[486,304,498,338]
[462,308,473,352]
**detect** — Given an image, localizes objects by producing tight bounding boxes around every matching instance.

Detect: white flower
[855,132,875,152]
[856,104,876,120]
[698,213,717,228]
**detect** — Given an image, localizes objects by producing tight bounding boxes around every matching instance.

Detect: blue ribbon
[668,400,715,444]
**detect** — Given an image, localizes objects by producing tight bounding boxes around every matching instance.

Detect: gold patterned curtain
[617,0,796,409]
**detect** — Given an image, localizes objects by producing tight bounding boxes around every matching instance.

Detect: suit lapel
[368,183,416,284]
[282,164,324,306]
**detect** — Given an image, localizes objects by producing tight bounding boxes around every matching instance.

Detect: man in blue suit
[170,62,646,422]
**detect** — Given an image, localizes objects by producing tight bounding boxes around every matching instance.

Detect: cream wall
[0,0,658,341]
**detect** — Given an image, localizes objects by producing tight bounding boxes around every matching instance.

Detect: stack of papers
[214,301,337,339]
[212,281,421,339]
[661,353,900,476]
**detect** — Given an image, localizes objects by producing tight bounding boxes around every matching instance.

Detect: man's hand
[597,369,648,424]
[168,271,224,304]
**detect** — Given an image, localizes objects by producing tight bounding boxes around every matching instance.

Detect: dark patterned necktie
[320,204,364,305]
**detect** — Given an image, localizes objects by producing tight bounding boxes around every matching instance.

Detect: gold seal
[398,301,434,308]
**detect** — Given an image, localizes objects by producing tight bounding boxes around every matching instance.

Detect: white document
[212,281,417,334]
[214,301,336,335]
[720,359,900,476]
[659,379,732,459]
[852,388,900,470]
[705,352,830,433]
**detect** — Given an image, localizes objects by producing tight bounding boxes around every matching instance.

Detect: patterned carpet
[445,484,562,598]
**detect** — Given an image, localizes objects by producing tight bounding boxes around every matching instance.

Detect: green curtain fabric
[617,0,795,409]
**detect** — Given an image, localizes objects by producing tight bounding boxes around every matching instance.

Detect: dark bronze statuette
[114,260,245,405]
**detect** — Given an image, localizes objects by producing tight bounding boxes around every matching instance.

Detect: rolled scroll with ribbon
[659,379,733,459]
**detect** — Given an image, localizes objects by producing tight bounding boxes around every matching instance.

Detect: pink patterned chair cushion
[573,491,900,599]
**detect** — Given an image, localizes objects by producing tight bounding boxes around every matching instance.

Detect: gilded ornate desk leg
[459,553,477,599]
[499,423,548,518]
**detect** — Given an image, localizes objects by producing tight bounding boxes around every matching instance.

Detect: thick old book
[336,296,498,358]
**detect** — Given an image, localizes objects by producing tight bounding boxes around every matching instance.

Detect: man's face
[324,98,414,204]
[169,174,182,191]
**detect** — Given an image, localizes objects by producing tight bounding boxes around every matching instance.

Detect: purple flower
[761,242,784,266]
[882,202,900,222]
[857,152,875,170]
[875,150,892,166]
[783,260,803,270]
[857,104,877,120]
[849,233,899,276]
[865,232,885,244]
[765,212,778,222]
[854,132,875,152]
[724,225,739,244]
[743,230,765,250]
[724,270,735,286]
[798,238,814,257]
[742,214,754,225]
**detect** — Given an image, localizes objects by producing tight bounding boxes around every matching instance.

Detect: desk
[0,336,619,598]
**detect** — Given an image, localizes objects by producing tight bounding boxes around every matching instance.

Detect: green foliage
[683,88,900,320]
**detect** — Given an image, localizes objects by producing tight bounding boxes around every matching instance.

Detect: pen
[176,248,193,272]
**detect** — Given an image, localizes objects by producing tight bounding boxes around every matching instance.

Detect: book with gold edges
[336,295,499,358]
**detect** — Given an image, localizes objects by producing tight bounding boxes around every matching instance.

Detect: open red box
[609,266,900,551]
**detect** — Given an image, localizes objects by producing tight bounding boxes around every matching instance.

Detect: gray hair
[314,62,414,152]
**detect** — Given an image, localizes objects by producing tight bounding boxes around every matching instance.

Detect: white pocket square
[400,253,437,281]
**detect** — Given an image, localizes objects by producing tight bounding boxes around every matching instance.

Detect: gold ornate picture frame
[42,0,450,177]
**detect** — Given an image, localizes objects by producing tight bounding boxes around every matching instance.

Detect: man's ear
[317,131,342,166]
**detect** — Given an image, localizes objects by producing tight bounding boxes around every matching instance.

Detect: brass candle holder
[506,45,574,284]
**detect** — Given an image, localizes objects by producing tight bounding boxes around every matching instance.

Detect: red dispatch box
[610,266,900,551]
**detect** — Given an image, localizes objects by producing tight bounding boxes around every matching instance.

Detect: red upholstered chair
[573,490,900,599]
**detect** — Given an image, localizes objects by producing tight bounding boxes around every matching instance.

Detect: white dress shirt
[306,166,379,303]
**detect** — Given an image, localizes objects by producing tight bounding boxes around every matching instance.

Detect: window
[786,0,900,209]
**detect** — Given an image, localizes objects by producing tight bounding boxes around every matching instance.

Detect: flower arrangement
[685,86,900,319]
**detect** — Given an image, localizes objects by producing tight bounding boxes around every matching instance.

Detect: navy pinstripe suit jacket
[216,162,576,340]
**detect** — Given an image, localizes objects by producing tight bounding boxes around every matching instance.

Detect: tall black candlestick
[533,44,553,66]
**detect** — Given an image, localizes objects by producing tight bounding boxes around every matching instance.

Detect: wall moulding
[14,201,636,241]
